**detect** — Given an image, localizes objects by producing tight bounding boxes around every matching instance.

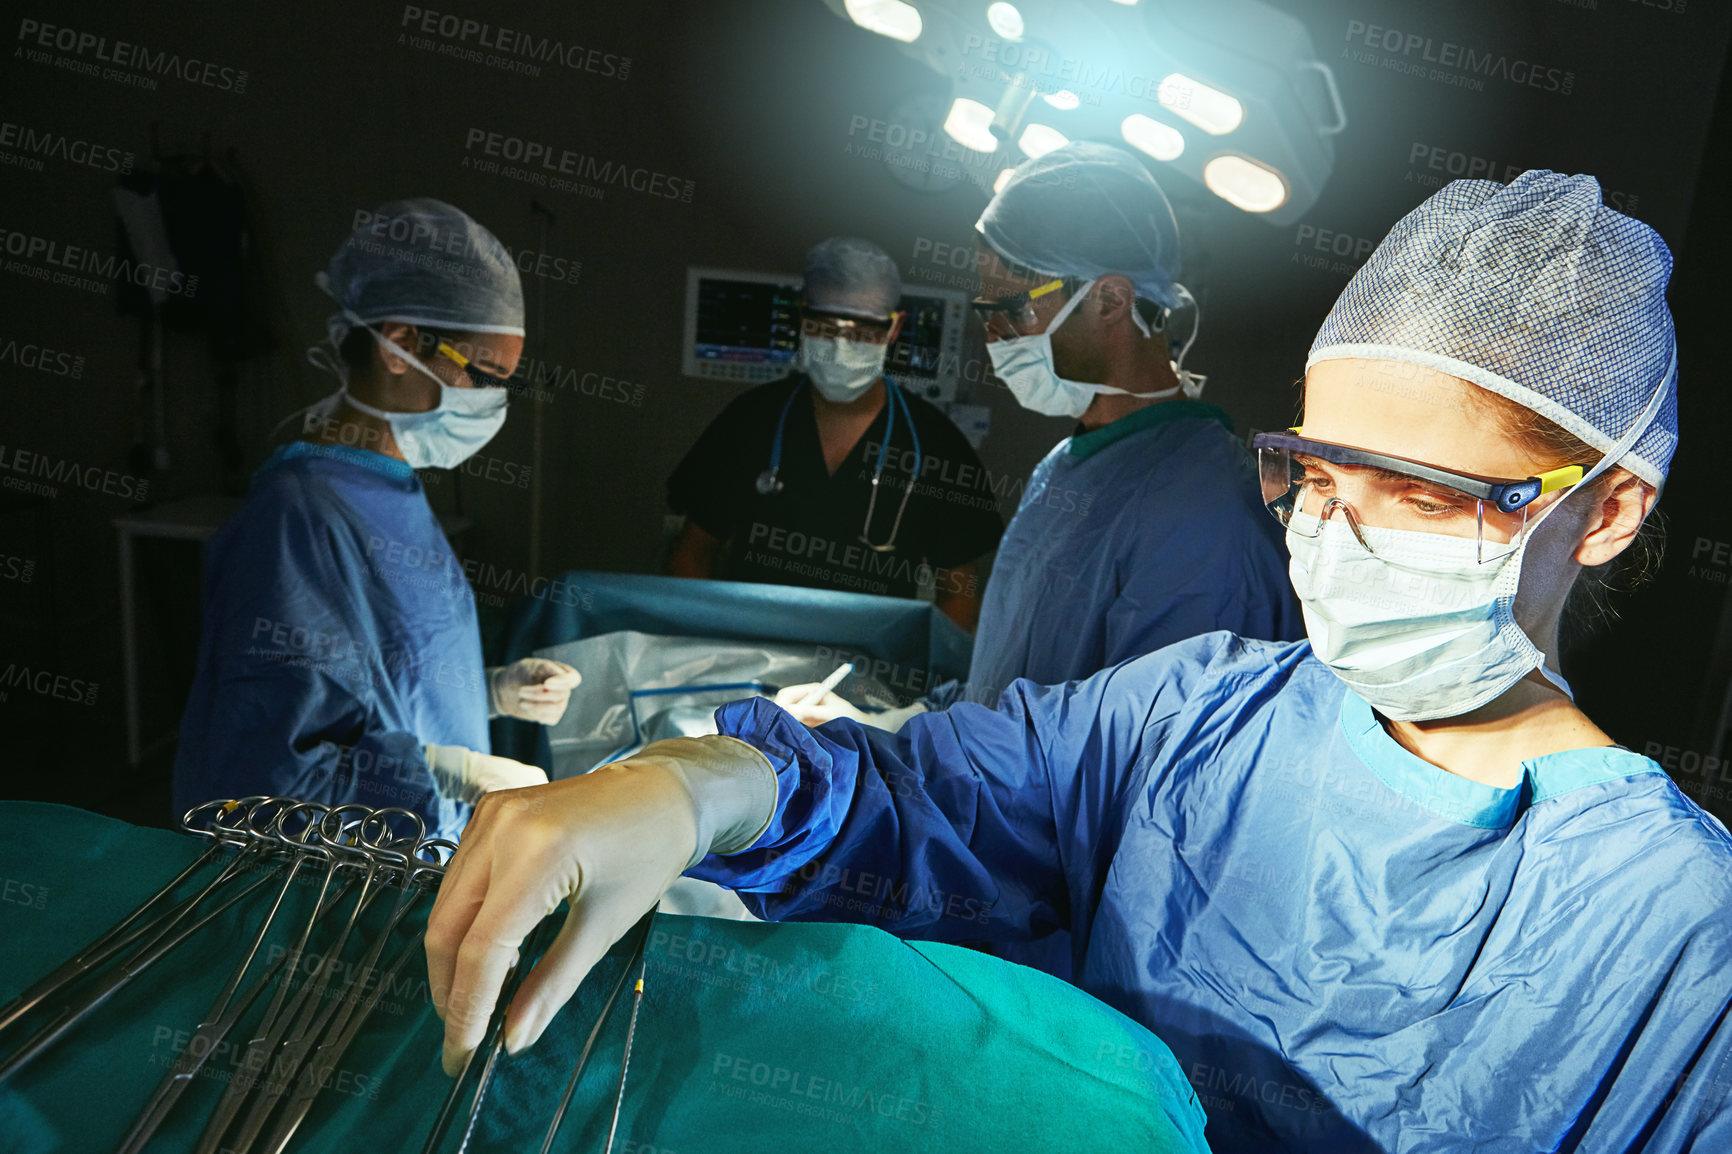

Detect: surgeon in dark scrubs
[666,237,1002,628]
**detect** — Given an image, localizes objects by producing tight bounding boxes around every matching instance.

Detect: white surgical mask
[1285,513,1567,722]
[338,325,508,469]
[1287,362,1671,721]
[800,335,887,402]
[988,279,1203,418]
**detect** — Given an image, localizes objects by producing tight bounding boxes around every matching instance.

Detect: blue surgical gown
[959,401,1301,707]
[693,632,1732,1151]
[174,442,486,840]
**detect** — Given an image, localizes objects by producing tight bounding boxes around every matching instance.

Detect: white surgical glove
[425,744,549,804]
[488,659,582,725]
[772,683,928,732]
[424,734,777,1074]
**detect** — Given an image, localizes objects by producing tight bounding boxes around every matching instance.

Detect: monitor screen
[885,293,950,382]
[683,267,967,398]
[691,277,800,368]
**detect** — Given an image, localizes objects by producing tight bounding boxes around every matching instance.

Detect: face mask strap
[1513,348,1674,547]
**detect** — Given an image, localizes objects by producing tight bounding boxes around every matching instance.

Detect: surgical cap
[319,198,525,337]
[1309,170,1678,486]
[976,141,1183,310]
[802,237,902,321]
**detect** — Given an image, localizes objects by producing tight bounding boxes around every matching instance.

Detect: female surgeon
[424,173,1731,1151]
[174,199,578,842]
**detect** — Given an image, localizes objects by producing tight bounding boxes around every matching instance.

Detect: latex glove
[425,744,549,805]
[773,683,929,732]
[488,659,582,725]
[425,735,776,1075]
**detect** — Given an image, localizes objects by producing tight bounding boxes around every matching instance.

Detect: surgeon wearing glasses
[666,237,1002,627]
[426,172,1732,1152]
[785,146,1300,736]
[175,200,577,843]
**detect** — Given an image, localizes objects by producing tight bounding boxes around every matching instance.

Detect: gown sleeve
[688,632,1249,943]
[188,478,448,820]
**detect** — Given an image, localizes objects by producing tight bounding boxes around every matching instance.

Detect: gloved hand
[773,683,929,731]
[425,735,777,1076]
[425,744,549,805]
[488,658,582,725]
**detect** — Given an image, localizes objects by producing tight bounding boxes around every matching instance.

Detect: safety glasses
[970,276,1077,335]
[1250,429,1587,563]
[799,309,902,346]
[437,340,513,388]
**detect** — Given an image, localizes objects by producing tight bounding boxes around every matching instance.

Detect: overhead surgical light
[1120,114,1184,161]
[843,0,923,42]
[1017,122,1068,158]
[985,2,1024,40]
[1203,154,1288,212]
[818,0,1342,223]
[1158,73,1245,135]
[943,97,999,153]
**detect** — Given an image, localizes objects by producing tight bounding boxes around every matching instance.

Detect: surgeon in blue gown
[174,200,577,841]
[781,144,1300,714]
[780,143,1302,975]
[426,172,1732,1152]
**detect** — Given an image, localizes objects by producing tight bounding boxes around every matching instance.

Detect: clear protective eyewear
[799,308,901,346]
[436,340,512,388]
[970,276,1077,338]
[1250,429,1587,563]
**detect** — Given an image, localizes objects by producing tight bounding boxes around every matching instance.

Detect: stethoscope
[755,377,923,553]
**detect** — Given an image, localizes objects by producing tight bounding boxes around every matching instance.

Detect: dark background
[2,0,1729,827]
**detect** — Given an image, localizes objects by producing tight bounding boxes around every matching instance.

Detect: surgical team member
[666,237,1002,628]
[175,199,578,841]
[425,174,1732,1151]
[783,144,1299,727]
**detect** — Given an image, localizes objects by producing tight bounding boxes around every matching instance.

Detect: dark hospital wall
[1,0,1730,824]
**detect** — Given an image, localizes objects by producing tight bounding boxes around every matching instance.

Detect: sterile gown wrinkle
[691,633,1732,1152]
[173,444,485,840]
[962,411,1301,707]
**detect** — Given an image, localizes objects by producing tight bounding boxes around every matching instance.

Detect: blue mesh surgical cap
[803,237,902,321]
[1309,170,1678,486]
[976,141,1183,310]
[318,198,525,338]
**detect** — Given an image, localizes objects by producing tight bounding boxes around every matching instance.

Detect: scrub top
[173,441,486,840]
[667,375,1003,600]
[959,400,1303,706]
[692,632,1732,1152]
